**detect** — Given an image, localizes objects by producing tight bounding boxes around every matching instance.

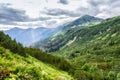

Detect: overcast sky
[0,0,120,30]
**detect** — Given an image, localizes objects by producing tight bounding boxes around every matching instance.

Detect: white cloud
[0,0,120,30]
[58,0,69,5]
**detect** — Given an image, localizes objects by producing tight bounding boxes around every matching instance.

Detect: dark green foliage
[74,69,105,80]
[0,47,5,54]
[0,31,74,74]
[24,47,73,72]
[0,31,25,56]
[81,64,90,71]
[107,71,116,80]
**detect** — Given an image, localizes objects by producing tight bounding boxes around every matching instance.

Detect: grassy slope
[50,16,120,56]
[44,16,120,79]
[0,47,73,80]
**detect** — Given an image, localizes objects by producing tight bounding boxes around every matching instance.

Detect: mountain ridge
[31,15,103,49]
[4,15,103,46]
[4,27,61,46]
[63,15,103,30]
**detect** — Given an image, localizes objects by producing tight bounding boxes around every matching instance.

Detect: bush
[90,64,98,72]
[81,64,90,71]
[74,70,92,80]
[117,72,120,80]
[0,47,6,54]
[107,71,115,80]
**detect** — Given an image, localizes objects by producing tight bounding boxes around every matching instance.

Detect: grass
[0,47,73,80]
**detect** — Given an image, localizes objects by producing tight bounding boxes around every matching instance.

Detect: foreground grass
[0,47,73,80]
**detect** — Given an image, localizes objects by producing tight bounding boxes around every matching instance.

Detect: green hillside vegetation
[32,15,103,49]
[39,16,120,79]
[0,47,73,80]
[44,16,120,55]
[1,15,120,80]
[0,32,25,56]
[0,31,74,80]
[0,31,73,72]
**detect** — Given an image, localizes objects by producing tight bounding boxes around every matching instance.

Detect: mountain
[31,15,120,80]
[63,15,103,30]
[4,15,103,46]
[39,16,120,53]
[4,27,62,46]
[0,30,73,80]
[52,16,120,53]
[31,15,103,49]
[1,15,120,80]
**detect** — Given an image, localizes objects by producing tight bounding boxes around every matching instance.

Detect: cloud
[42,8,81,17]
[42,0,120,19]
[0,4,30,25]
[58,0,69,5]
[34,16,51,21]
[95,0,120,18]
[75,0,120,18]
[87,0,103,6]
[45,20,57,26]
[0,4,52,27]
[0,0,120,30]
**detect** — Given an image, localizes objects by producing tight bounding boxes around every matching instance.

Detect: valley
[0,0,120,80]
[32,15,120,80]
[0,15,120,80]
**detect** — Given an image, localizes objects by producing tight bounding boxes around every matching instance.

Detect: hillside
[51,16,120,55]
[32,16,120,79]
[0,30,75,80]
[1,0,120,80]
[0,47,73,80]
[36,16,120,54]
[5,15,102,46]
[1,15,120,80]
[32,15,103,49]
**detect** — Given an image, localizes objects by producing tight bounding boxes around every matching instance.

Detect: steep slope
[35,16,120,53]
[50,16,120,56]
[0,30,74,80]
[32,15,103,48]
[0,47,73,80]
[30,15,120,80]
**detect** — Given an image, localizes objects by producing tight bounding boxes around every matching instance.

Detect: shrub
[117,72,120,80]
[0,47,6,54]
[107,71,115,80]
[90,64,98,72]
[81,64,90,71]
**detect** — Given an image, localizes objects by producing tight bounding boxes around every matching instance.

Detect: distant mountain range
[4,15,103,46]
[4,27,62,46]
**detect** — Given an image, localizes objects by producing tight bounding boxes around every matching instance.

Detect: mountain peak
[80,15,103,21]
[81,15,93,18]
[63,15,103,30]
